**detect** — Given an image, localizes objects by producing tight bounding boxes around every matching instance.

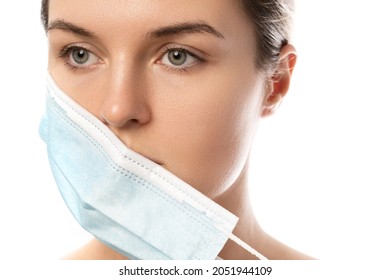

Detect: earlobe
[261,91,283,117]
[261,44,297,118]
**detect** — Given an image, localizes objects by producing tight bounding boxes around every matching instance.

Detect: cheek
[153,72,264,198]
[48,56,108,115]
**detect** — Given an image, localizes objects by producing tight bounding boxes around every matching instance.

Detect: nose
[99,64,151,128]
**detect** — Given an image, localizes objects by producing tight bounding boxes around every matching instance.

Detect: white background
[0,0,389,263]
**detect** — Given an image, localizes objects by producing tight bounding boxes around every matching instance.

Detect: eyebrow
[47,19,225,41]
[147,21,225,39]
[47,19,98,39]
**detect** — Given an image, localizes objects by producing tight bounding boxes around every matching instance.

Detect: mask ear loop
[228,233,268,260]
[215,224,268,260]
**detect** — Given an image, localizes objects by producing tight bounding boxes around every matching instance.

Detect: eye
[58,46,101,70]
[68,47,100,66]
[161,48,200,70]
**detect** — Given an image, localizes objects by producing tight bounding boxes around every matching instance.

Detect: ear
[261,44,297,117]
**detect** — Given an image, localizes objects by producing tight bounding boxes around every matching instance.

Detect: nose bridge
[99,54,151,127]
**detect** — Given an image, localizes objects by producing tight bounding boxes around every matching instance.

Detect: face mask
[39,74,267,260]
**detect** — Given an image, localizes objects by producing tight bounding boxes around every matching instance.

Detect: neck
[213,161,268,260]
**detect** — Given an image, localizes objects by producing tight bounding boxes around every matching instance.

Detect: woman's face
[47,0,267,198]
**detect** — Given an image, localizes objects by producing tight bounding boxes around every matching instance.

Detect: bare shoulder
[263,234,316,260]
[61,239,128,260]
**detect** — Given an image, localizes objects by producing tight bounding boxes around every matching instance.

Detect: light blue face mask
[39,74,266,260]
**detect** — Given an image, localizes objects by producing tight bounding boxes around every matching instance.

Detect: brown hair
[40,0,293,72]
[238,0,294,72]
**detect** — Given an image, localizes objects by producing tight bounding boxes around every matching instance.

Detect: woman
[40,0,312,260]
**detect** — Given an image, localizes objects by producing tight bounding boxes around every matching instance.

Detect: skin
[47,0,310,260]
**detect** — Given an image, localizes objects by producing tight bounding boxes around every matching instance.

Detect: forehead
[48,0,254,44]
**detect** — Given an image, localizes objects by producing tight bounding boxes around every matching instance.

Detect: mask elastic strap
[216,224,268,260]
[228,232,268,260]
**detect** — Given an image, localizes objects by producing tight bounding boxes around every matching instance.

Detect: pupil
[72,49,89,64]
[168,50,187,66]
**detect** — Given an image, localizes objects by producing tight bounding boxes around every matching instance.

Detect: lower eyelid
[161,63,198,74]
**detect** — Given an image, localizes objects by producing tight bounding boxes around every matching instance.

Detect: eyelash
[57,45,204,73]
[57,45,97,72]
[158,46,204,74]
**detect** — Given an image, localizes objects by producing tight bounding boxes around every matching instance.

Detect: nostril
[130,118,139,124]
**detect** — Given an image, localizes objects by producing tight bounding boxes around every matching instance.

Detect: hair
[41,0,293,72]
[238,0,294,72]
